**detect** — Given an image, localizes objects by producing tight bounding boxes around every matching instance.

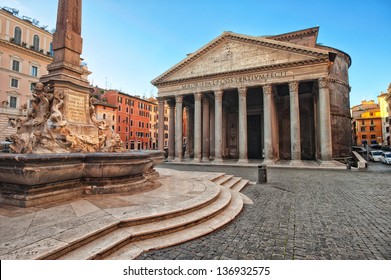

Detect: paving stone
[137,165,391,260]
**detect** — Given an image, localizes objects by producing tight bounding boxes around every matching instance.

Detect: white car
[381,152,391,164]
[369,150,383,161]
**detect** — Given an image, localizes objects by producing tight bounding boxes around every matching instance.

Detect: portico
[153,27,352,165]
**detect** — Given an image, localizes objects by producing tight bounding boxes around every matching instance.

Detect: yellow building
[378,91,390,146]
[0,7,53,141]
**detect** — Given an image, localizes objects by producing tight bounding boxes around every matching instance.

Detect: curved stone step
[55,187,232,260]
[105,189,244,260]
[221,176,241,189]
[213,175,234,186]
[231,179,249,192]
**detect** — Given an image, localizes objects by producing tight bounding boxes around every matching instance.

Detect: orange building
[355,109,383,145]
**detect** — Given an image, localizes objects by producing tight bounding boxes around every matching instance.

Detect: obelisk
[40,0,95,135]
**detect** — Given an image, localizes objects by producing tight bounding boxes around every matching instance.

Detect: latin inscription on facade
[181,71,288,90]
[67,93,88,123]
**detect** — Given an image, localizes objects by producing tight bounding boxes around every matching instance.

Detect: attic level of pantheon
[152,27,352,165]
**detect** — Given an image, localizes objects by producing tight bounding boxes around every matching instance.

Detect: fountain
[0,0,164,207]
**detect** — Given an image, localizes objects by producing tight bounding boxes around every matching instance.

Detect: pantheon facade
[152,27,351,165]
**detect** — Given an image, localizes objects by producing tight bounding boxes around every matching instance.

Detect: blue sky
[2,0,390,106]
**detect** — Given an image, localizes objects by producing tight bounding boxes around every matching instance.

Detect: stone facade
[152,27,352,164]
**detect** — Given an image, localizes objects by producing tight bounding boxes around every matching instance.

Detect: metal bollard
[257,165,267,184]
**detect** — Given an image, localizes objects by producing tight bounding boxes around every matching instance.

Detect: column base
[213,158,224,164]
[167,156,175,161]
[202,157,211,162]
[172,157,183,163]
[237,158,249,164]
[193,158,202,163]
[289,160,304,166]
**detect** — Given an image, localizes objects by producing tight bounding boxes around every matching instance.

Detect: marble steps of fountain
[104,190,243,260]
[50,178,245,260]
[214,175,250,193]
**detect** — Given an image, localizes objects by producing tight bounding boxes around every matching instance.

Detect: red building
[102,90,155,150]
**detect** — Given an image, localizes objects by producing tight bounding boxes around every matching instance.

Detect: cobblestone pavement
[137,165,391,260]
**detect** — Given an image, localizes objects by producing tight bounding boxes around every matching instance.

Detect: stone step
[221,176,241,189]
[231,179,249,192]
[105,190,244,260]
[36,180,221,260]
[56,188,232,260]
[213,174,234,186]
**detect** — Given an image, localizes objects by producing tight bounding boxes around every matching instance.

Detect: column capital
[194,92,202,102]
[166,98,175,107]
[262,84,273,95]
[319,77,329,89]
[202,96,210,104]
[175,95,183,104]
[238,87,247,98]
[214,90,223,101]
[289,81,299,93]
[156,97,165,104]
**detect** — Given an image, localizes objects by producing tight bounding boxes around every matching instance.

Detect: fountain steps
[38,174,249,260]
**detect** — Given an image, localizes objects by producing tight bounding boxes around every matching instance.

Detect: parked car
[369,144,381,150]
[381,152,391,164]
[369,150,383,161]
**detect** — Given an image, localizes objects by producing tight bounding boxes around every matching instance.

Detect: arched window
[33,35,40,51]
[49,42,53,56]
[14,27,22,44]
[103,113,106,119]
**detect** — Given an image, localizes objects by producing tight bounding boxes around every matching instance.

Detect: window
[361,127,366,132]
[9,96,17,108]
[31,66,38,77]
[118,126,121,132]
[30,83,36,92]
[49,42,53,56]
[386,127,389,133]
[370,134,376,139]
[11,78,19,88]
[118,106,121,111]
[362,134,367,139]
[103,114,106,119]
[14,27,22,44]
[33,35,40,51]
[12,60,20,72]
[130,131,133,137]
[361,120,365,125]
[371,119,374,125]
[370,126,375,131]
[112,115,115,121]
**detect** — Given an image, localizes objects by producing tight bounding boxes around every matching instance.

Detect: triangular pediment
[152,31,329,85]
